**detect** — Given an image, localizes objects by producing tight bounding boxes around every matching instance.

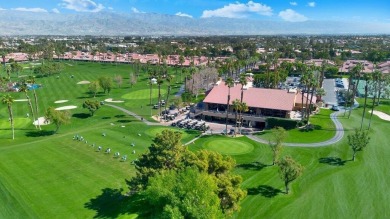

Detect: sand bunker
[54,100,69,103]
[33,117,50,126]
[372,110,390,122]
[55,106,78,110]
[105,98,124,103]
[14,99,28,102]
[77,81,91,85]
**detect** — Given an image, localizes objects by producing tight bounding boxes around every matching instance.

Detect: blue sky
[0,0,389,23]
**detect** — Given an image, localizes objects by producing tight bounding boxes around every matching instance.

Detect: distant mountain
[1,11,390,36]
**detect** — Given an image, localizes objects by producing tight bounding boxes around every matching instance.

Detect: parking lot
[322,78,349,107]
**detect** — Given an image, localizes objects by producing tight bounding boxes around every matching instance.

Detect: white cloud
[131,7,144,13]
[12,8,48,13]
[0,8,6,11]
[175,12,193,18]
[61,0,104,12]
[108,7,113,10]
[201,1,273,18]
[279,9,308,22]
[52,8,60,13]
[290,2,298,6]
[308,2,316,7]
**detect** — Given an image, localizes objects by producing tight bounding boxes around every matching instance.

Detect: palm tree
[19,82,36,128]
[232,99,240,136]
[239,75,247,103]
[179,55,185,82]
[348,63,363,118]
[368,70,382,130]
[360,73,372,130]
[225,77,234,134]
[156,76,164,121]
[28,76,41,130]
[2,94,15,139]
[238,102,249,134]
[164,74,173,118]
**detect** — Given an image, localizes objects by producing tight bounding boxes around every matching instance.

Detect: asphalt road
[322,79,338,106]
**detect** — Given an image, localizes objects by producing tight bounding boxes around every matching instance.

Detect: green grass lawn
[255,109,336,143]
[0,61,197,218]
[1,61,389,218]
[189,106,390,218]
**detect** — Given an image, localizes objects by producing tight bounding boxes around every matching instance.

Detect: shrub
[266,117,298,130]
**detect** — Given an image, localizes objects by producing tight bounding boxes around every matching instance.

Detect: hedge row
[266,117,298,130]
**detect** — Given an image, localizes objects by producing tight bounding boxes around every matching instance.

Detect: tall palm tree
[238,101,249,134]
[28,76,41,130]
[2,94,15,139]
[179,55,185,82]
[156,76,164,121]
[19,82,36,128]
[239,75,247,103]
[164,74,173,117]
[348,63,363,118]
[368,70,382,130]
[232,99,240,136]
[225,77,234,134]
[360,73,371,130]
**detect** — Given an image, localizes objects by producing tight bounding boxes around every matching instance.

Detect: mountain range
[1,11,390,36]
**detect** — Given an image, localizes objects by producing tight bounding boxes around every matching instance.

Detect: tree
[128,129,194,192]
[28,76,41,130]
[316,88,326,102]
[98,76,113,94]
[142,168,223,219]
[2,94,15,139]
[225,77,234,134]
[278,156,303,194]
[88,81,100,98]
[44,107,71,133]
[129,72,137,88]
[113,75,123,88]
[82,100,101,116]
[348,129,370,161]
[269,127,287,166]
[239,75,247,103]
[360,74,371,130]
[348,63,363,118]
[19,83,36,128]
[193,150,246,215]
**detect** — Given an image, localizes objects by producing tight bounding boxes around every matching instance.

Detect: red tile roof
[203,82,296,111]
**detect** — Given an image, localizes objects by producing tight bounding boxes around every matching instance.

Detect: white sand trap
[54,100,69,104]
[55,105,78,110]
[372,110,390,122]
[105,98,124,103]
[77,81,91,85]
[14,99,28,102]
[33,117,50,126]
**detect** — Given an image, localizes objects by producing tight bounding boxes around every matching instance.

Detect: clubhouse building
[192,81,315,129]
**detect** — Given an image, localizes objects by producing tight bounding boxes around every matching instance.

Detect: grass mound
[122,89,166,100]
[203,138,254,155]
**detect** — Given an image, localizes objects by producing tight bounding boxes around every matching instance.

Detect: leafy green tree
[193,150,246,215]
[82,100,101,116]
[269,127,287,166]
[143,168,223,219]
[348,129,370,161]
[44,107,71,133]
[278,156,303,194]
[128,129,195,192]
[98,76,113,94]
[2,94,15,139]
[88,81,100,98]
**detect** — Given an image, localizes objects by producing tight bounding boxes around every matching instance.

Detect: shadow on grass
[84,188,146,218]
[114,115,126,118]
[102,117,111,119]
[299,125,322,132]
[236,161,267,171]
[319,157,347,166]
[184,129,200,135]
[72,113,91,119]
[117,120,133,123]
[247,185,282,198]
[25,130,55,137]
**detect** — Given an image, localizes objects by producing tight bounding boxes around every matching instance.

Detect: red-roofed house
[194,81,316,129]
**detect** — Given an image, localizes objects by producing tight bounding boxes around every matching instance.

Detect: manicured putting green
[203,139,254,155]
[144,127,189,139]
[122,89,167,100]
